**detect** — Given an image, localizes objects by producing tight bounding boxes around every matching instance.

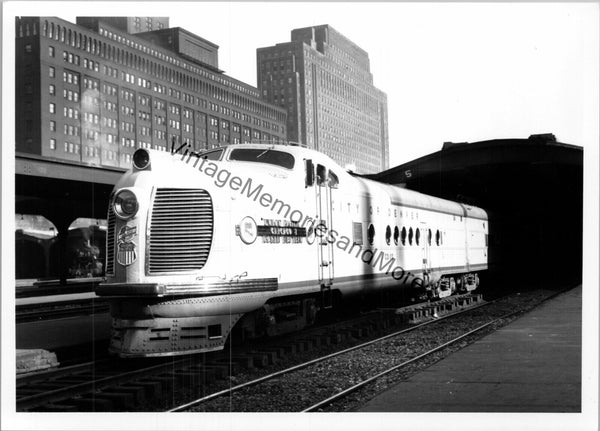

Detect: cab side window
[328,170,339,188]
[316,164,327,186]
[305,159,315,187]
[306,161,338,189]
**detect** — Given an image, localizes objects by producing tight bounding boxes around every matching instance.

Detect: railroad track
[169,288,567,412]
[16,301,110,324]
[16,289,560,412]
[16,293,478,411]
[16,295,112,356]
[306,287,574,412]
[303,312,521,412]
[16,279,101,298]
[15,349,250,412]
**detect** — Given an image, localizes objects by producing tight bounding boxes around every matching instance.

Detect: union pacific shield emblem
[117,226,137,266]
[117,241,137,266]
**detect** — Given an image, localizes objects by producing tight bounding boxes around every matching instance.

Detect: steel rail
[301,313,514,412]
[18,296,448,410]
[16,355,197,410]
[168,296,492,412]
[17,360,99,386]
[301,287,573,412]
[16,304,110,323]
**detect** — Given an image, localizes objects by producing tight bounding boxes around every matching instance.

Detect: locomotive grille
[148,188,213,274]
[105,200,116,275]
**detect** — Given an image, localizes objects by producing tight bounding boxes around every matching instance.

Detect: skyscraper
[15,17,287,169]
[75,17,170,34]
[257,25,389,173]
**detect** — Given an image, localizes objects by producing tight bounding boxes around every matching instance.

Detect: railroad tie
[213,355,254,370]
[188,364,228,380]
[257,346,287,360]
[318,334,332,346]
[93,391,135,410]
[37,403,79,412]
[270,343,297,355]
[66,396,113,412]
[113,385,147,404]
[205,360,239,376]
[248,352,271,368]
[131,379,163,398]
[295,339,313,351]
[324,333,343,344]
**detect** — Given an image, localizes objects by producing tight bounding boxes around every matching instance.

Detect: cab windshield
[198,149,224,161]
[229,148,295,169]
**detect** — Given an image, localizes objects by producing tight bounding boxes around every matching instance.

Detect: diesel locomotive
[96,144,488,357]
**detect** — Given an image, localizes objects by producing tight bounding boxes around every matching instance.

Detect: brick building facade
[16,17,287,169]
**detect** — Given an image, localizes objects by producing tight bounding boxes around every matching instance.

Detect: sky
[14,2,598,166]
[165,2,597,165]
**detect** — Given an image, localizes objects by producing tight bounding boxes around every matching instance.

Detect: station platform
[359,285,582,412]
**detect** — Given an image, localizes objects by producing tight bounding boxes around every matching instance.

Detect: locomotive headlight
[133,148,151,170]
[113,189,139,219]
[237,216,258,244]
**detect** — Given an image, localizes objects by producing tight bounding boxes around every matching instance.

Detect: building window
[25,44,32,53]
[48,46,55,57]
[49,84,55,95]
[49,120,56,132]
[49,138,56,150]
[49,103,55,114]
[49,66,55,78]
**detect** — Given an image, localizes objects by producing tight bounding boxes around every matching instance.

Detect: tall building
[15,17,287,169]
[257,25,389,173]
[76,17,170,34]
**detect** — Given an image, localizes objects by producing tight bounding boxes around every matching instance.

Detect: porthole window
[401,227,407,246]
[415,228,420,246]
[393,226,399,245]
[367,224,375,245]
[385,225,391,245]
[435,230,441,246]
[428,229,432,246]
[408,227,414,246]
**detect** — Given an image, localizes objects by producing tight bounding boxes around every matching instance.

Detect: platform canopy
[368,134,583,287]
